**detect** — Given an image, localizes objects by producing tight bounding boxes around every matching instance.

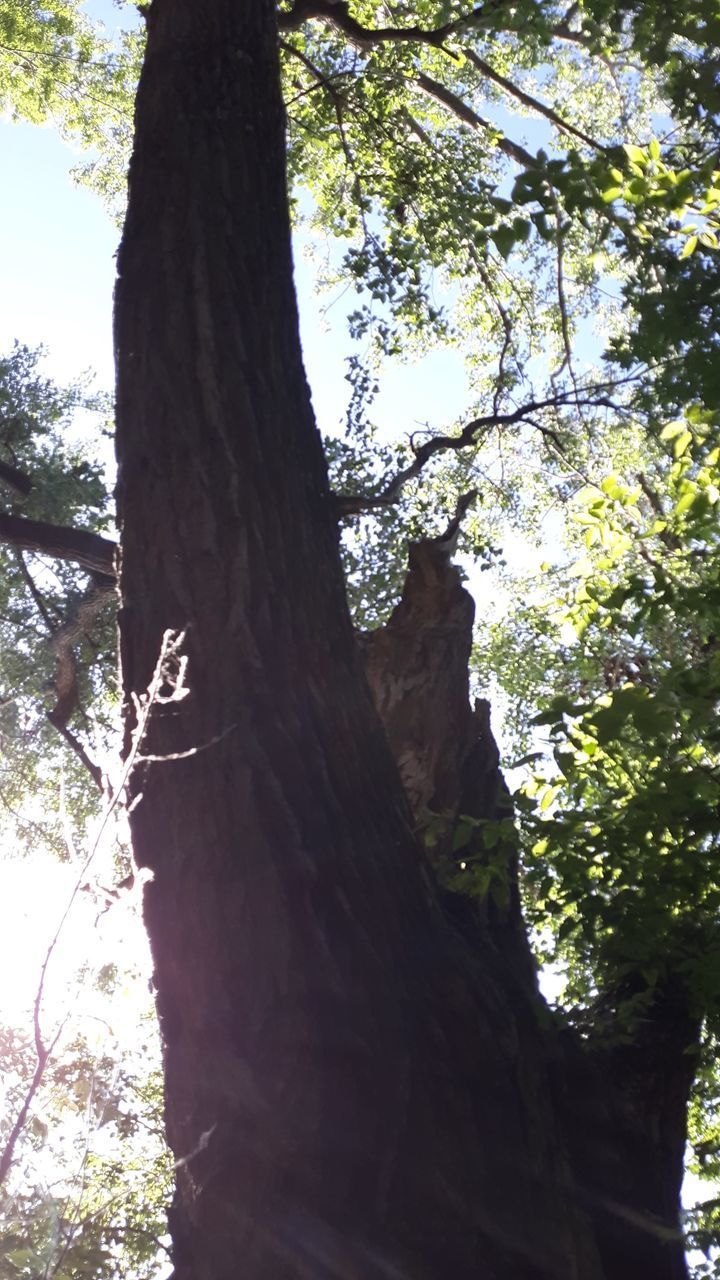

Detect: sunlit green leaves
[507,416,720,1037]
[0,0,141,208]
[0,345,114,851]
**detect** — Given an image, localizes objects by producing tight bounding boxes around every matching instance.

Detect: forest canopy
[1,0,720,1276]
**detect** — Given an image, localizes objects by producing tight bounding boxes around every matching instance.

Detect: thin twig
[0,631,186,1189]
[550,208,576,391]
[16,551,58,633]
[335,380,637,514]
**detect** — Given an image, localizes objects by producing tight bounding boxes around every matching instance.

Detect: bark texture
[555,977,698,1280]
[361,530,696,1280]
[0,510,115,574]
[113,2,696,1278]
[358,529,535,990]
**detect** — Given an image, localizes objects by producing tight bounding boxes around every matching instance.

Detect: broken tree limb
[357,501,536,987]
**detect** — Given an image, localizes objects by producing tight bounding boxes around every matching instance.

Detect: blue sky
[0,121,118,387]
[0,115,469,456]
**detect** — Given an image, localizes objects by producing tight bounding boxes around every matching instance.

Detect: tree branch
[45,576,114,792]
[16,550,58,633]
[0,1049,50,1187]
[551,19,597,51]
[0,458,33,497]
[281,38,371,217]
[14,552,109,790]
[279,0,454,48]
[0,512,116,576]
[281,29,533,168]
[280,4,537,166]
[334,384,629,515]
[279,0,515,50]
[280,1,606,156]
[48,718,105,791]
[1,632,192,1188]
[0,885,68,1188]
[463,49,608,152]
[414,72,534,166]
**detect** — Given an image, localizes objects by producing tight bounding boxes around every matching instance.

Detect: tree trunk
[555,976,698,1280]
[114,3,695,1277]
[360,527,697,1280]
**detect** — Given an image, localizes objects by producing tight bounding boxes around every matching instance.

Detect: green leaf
[557,916,579,942]
[675,488,697,514]
[673,429,693,458]
[680,234,699,259]
[540,784,562,812]
[624,143,647,165]
[660,420,687,441]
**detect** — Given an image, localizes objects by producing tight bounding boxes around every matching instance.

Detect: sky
[0,122,117,385]
[0,111,469,448]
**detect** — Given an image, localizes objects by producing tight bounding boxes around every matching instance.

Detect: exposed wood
[360,524,536,989]
[44,575,113,791]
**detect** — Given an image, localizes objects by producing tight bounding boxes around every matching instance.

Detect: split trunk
[114,3,697,1276]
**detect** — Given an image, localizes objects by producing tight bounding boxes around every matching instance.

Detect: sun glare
[0,846,154,1048]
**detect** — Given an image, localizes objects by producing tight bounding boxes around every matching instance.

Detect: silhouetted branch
[280,1,605,157]
[335,383,631,515]
[414,72,534,166]
[464,49,607,152]
[0,511,116,575]
[280,0,524,50]
[0,458,33,496]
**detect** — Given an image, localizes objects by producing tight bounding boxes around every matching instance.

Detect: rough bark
[358,528,536,991]
[361,531,697,1280]
[555,976,698,1280]
[113,2,696,1278]
[115,4,598,1278]
[0,510,115,575]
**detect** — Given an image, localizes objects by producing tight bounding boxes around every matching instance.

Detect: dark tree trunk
[113,3,696,1278]
[555,977,698,1280]
[360,528,697,1280]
